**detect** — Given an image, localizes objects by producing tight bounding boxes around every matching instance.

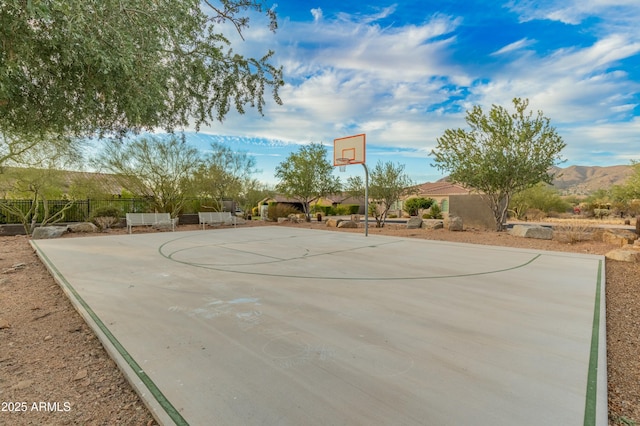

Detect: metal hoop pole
[362,162,369,237]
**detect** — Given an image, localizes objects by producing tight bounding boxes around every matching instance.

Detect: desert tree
[194,142,259,212]
[347,161,415,227]
[431,98,565,231]
[0,139,84,234]
[275,143,341,221]
[0,0,283,166]
[92,135,202,217]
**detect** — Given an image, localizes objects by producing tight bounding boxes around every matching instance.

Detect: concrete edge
[30,240,184,426]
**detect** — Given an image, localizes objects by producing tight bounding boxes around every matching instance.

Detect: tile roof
[413,181,472,196]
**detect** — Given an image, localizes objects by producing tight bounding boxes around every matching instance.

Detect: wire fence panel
[0,198,231,224]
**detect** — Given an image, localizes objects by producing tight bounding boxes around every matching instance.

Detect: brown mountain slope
[437,165,634,196]
[550,165,634,195]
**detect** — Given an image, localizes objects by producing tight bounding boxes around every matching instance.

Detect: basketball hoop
[336,157,351,172]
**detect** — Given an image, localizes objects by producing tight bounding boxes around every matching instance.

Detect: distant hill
[550,165,634,196]
[437,165,634,196]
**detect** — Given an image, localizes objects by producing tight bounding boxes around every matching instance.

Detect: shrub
[341,204,360,214]
[334,205,349,215]
[267,204,301,221]
[553,221,595,244]
[404,197,434,216]
[426,203,443,219]
[89,206,122,229]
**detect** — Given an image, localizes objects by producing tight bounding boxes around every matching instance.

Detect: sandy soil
[0,220,638,425]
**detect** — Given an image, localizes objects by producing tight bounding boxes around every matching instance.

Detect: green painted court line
[584,259,603,426]
[31,241,189,426]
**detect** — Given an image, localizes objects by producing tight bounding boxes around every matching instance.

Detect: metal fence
[0,198,196,224]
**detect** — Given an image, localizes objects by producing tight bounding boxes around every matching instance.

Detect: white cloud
[310,8,323,22]
[492,38,536,55]
[507,0,640,26]
[199,3,639,173]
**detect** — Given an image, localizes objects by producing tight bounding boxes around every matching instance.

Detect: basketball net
[336,158,351,172]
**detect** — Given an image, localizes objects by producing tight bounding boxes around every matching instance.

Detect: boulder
[605,245,640,263]
[446,216,463,231]
[337,220,358,228]
[32,226,67,240]
[510,225,553,240]
[277,217,289,223]
[67,222,98,233]
[326,219,342,228]
[601,229,637,247]
[422,219,444,230]
[406,217,423,229]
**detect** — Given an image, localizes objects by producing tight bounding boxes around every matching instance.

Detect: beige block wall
[448,194,495,230]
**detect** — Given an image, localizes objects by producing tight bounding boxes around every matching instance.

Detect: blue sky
[187,0,640,185]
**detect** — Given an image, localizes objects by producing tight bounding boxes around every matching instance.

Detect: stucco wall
[449,194,495,230]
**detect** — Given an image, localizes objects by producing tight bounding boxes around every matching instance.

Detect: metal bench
[198,212,237,229]
[125,213,176,234]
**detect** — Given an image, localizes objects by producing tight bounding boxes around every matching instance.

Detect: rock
[601,229,637,247]
[287,214,300,223]
[74,369,88,381]
[12,263,27,269]
[152,221,173,231]
[337,220,358,228]
[406,217,423,229]
[0,318,10,329]
[277,217,289,223]
[447,216,464,231]
[422,219,444,230]
[12,380,34,390]
[605,245,640,262]
[67,222,98,233]
[510,225,553,240]
[32,226,68,239]
[326,219,342,228]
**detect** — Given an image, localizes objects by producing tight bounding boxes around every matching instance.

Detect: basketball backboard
[333,134,366,166]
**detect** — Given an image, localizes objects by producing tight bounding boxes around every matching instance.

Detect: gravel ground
[0,220,638,425]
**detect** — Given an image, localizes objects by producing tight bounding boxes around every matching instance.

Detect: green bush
[334,205,349,215]
[340,204,360,214]
[426,203,443,219]
[314,205,336,215]
[90,206,122,219]
[89,206,122,229]
[404,197,434,216]
[267,204,301,221]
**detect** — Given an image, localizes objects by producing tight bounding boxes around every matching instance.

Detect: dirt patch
[0,220,637,425]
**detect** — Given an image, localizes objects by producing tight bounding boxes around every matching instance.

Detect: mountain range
[438,165,635,196]
[549,165,634,196]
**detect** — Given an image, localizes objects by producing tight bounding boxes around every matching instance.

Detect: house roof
[413,181,472,196]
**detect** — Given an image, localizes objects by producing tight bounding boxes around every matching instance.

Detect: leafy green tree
[347,161,415,227]
[0,0,283,153]
[238,180,273,218]
[610,161,640,201]
[404,197,434,216]
[275,143,341,221]
[509,183,571,219]
[92,135,201,217]
[431,98,565,231]
[194,142,259,211]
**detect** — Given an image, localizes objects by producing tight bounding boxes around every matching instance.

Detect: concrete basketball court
[31,226,606,425]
